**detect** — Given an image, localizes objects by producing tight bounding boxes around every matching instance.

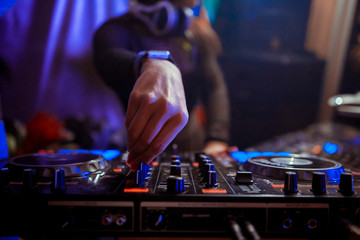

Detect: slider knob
[235,171,253,184]
[339,172,354,196]
[52,168,66,193]
[283,171,298,194]
[311,172,326,195]
[167,175,185,193]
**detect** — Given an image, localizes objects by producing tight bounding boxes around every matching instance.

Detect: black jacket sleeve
[93,16,136,109]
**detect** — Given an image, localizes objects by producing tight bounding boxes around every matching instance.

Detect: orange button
[124,188,149,193]
[202,189,227,194]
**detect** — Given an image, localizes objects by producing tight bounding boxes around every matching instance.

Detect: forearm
[202,58,230,143]
[93,20,137,108]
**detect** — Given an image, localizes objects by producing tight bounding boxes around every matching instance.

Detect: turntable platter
[8,152,108,179]
[243,154,345,182]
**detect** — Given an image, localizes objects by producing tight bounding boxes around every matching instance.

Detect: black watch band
[133,50,173,79]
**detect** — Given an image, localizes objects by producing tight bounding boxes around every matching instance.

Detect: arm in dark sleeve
[93,17,137,109]
[200,57,230,144]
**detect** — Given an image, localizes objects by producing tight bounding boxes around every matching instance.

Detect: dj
[93,0,230,171]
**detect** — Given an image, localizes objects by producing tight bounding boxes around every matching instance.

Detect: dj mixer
[1,146,360,239]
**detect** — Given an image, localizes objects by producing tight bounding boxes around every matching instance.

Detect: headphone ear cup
[171,8,192,36]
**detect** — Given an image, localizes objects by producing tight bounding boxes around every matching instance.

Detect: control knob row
[283,171,354,196]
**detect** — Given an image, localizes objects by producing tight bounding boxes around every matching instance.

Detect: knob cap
[207,170,217,187]
[170,164,181,177]
[0,168,9,192]
[52,168,66,193]
[22,169,37,192]
[203,163,215,177]
[339,172,354,196]
[284,171,298,194]
[167,176,185,193]
[195,153,207,163]
[139,162,149,180]
[200,159,211,170]
[311,172,326,195]
[136,170,145,186]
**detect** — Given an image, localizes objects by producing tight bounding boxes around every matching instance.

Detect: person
[93,0,230,171]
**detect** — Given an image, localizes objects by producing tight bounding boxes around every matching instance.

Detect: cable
[243,219,261,240]
[228,219,246,240]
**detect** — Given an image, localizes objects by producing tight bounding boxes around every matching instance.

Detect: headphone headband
[130,0,193,36]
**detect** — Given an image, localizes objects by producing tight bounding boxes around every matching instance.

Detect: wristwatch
[133,50,173,79]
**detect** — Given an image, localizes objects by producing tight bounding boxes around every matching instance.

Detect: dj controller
[1,148,360,239]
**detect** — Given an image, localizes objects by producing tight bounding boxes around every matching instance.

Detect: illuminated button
[202,188,227,194]
[123,188,149,193]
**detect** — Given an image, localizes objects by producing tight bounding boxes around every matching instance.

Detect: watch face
[147,50,171,60]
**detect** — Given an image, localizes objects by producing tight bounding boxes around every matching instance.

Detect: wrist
[133,50,174,79]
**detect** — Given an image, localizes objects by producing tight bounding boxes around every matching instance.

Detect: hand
[125,59,189,171]
[203,140,229,156]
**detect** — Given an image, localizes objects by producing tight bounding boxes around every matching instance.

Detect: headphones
[129,0,193,36]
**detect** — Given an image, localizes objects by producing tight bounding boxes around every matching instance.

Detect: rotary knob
[283,171,298,194]
[311,172,326,195]
[170,164,181,177]
[136,170,145,186]
[203,163,215,176]
[207,170,217,187]
[0,168,9,192]
[167,175,185,193]
[52,168,66,193]
[339,172,354,196]
[22,169,37,192]
[139,162,149,180]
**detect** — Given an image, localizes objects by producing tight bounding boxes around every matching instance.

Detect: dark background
[212,0,327,148]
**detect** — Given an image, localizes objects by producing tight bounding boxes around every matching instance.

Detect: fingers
[128,112,187,171]
[127,100,168,161]
[125,91,141,128]
[126,96,154,150]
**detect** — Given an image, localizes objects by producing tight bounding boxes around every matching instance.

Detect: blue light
[230,151,249,163]
[261,151,276,156]
[276,152,292,156]
[89,149,104,155]
[75,167,81,173]
[58,149,73,153]
[323,142,338,155]
[75,149,89,153]
[0,160,7,169]
[247,151,262,158]
[102,149,121,160]
[231,151,293,163]
[0,121,9,160]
